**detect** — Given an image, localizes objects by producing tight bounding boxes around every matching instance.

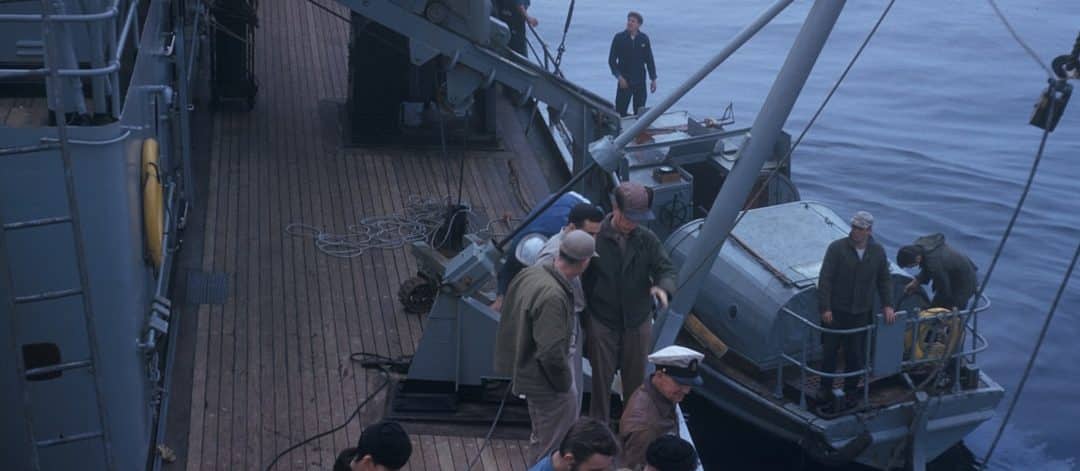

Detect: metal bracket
[586,135,625,172]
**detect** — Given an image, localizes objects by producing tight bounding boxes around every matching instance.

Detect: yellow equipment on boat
[905,307,963,361]
[142,138,164,270]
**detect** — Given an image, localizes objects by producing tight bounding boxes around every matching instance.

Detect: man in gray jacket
[817,211,895,406]
[494,230,598,463]
[897,233,978,310]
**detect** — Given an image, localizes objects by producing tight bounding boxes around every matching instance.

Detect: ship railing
[774,293,991,411]
[0,0,143,123]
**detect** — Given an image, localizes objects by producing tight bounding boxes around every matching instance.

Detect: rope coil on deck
[285,195,458,258]
[286,195,520,258]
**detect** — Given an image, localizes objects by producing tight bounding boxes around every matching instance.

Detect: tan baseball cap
[559,229,599,261]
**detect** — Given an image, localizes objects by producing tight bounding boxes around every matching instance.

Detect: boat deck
[167,0,556,469]
[0,97,48,127]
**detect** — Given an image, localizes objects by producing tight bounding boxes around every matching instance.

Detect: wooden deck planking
[184,0,543,469]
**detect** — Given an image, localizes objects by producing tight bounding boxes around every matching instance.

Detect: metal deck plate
[184,271,229,305]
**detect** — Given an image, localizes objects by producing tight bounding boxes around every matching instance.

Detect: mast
[654,0,848,348]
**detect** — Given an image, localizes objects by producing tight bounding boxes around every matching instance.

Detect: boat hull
[693,362,1004,469]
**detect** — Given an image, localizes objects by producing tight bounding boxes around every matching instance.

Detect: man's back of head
[553,417,618,470]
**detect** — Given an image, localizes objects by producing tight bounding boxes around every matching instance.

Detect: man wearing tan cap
[494,230,598,462]
[582,181,677,424]
[817,210,895,410]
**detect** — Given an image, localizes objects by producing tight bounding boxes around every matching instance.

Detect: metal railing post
[774,318,785,399]
[800,328,808,409]
[864,326,872,405]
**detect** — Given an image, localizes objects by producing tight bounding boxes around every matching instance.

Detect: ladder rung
[25,359,91,378]
[36,430,104,448]
[0,142,61,157]
[3,216,72,231]
[13,288,82,304]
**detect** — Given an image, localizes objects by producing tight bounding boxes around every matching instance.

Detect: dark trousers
[506,11,526,55]
[615,82,648,116]
[819,310,869,395]
[585,317,652,423]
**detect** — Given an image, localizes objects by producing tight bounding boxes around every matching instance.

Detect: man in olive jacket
[582,182,677,423]
[897,233,978,310]
[494,230,597,463]
[817,211,895,404]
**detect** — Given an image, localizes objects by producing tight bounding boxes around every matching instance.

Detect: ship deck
[165,0,558,469]
[0,96,47,127]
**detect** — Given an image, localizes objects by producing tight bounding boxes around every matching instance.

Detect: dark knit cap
[355,421,412,469]
[645,435,699,471]
[897,245,923,268]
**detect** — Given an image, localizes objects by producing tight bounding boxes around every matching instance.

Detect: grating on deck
[179,0,554,469]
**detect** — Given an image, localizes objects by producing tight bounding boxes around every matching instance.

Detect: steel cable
[980,239,1079,468]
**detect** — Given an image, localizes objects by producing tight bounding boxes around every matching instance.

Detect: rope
[985,0,1054,78]
[885,78,1062,470]
[465,383,514,471]
[980,239,1079,467]
[553,0,576,74]
[974,81,1067,468]
[304,0,350,24]
[285,195,467,258]
[263,353,407,470]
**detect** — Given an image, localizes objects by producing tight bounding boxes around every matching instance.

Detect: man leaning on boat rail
[816,210,896,411]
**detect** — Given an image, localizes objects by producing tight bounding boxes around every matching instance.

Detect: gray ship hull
[693,360,1003,469]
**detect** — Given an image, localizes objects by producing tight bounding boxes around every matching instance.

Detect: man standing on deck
[897,233,979,311]
[608,11,658,117]
[618,346,703,471]
[583,182,677,424]
[496,0,538,56]
[530,204,605,427]
[494,230,598,463]
[817,210,896,409]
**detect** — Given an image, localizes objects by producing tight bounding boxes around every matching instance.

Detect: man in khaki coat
[494,230,598,463]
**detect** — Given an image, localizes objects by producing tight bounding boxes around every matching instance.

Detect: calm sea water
[534,1,1079,469]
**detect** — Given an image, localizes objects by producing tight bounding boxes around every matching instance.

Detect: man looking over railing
[816,210,895,410]
[897,233,978,312]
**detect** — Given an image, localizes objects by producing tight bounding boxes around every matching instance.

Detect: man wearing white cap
[617,345,703,470]
[817,210,895,408]
[494,230,599,463]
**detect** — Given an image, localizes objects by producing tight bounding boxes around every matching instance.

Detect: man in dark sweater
[897,233,978,310]
[608,11,658,117]
[817,211,896,404]
[582,182,677,423]
[496,0,538,56]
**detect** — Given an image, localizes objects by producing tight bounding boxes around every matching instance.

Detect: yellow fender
[904,307,963,361]
[142,138,164,269]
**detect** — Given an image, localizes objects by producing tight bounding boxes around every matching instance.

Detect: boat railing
[0,0,143,124]
[774,294,991,411]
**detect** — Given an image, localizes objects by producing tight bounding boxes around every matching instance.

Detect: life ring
[904,307,963,361]
[142,138,164,269]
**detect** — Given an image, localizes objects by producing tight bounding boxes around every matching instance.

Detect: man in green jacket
[817,210,895,406]
[582,182,677,423]
[494,230,598,463]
